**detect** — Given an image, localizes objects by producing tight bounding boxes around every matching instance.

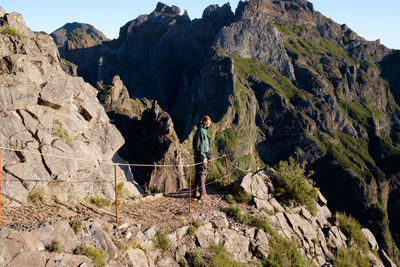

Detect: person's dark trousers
[193,152,207,197]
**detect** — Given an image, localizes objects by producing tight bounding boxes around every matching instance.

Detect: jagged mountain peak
[236,0,315,25]
[151,2,181,16]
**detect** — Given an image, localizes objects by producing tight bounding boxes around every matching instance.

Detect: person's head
[202,115,211,127]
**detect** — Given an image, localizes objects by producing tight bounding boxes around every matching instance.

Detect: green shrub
[337,212,369,252]
[209,244,248,267]
[223,206,253,225]
[224,194,236,204]
[178,258,188,267]
[28,189,45,205]
[52,119,72,146]
[185,250,207,267]
[154,231,171,252]
[70,217,83,234]
[91,196,111,208]
[74,244,106,267]
[185,224,197,237]
[1,27,23,39]
[333,247,371,267]
[234,189,253,204]
[275,157,318,215]
[47,240,62,253]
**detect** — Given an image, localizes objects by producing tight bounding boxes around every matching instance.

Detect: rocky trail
[1,190,230,233]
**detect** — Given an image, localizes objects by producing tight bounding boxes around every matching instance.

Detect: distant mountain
[51,22,109,57]
[53,0,400,263]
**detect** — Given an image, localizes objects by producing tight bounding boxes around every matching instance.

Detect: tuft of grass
[333,247,372,267]
[28,188,45,205]
[1,27,23,39]
[117,182,124,197]
[91,196,111,208]
[178,258,188,267]
[274,157,318,215]
[154,231,171,252]
[223,206,253,225]
[52,119,72,146]
[70,217,83,234]
[337,212,369,252]
[73,244,106,267]
[47,240,62,253]
[224,194,236,204]
[185,250,207,267]
[186,225,196,237]
[209,244,248,267]
[234,189,253,204]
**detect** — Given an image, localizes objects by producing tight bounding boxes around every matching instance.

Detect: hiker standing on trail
[192,115,211,200]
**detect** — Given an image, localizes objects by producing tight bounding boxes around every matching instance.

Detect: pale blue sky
[1,1,399,49]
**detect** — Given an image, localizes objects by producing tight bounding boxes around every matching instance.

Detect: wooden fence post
[114,165,119,224]
[189,166,192,213]
[224,155,231,185]
[0,148,2,225]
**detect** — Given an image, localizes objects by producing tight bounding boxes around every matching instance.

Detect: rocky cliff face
[52,0,400,262]
[98,76,186,193]
[0,9,140,206]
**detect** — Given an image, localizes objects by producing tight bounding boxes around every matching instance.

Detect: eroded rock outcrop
[0,9,140,206]
[98,76,186,193]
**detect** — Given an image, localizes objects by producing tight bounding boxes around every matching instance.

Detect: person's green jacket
[193,123,209,160]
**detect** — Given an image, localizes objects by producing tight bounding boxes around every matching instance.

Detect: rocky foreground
[0,169,397,267]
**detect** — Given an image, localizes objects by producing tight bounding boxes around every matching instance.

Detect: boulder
[195,223,220,248]
[234,169,274,200]
[220,228,251,262]
[156,256,179,267]
[126,248,150,267]
[253,229,269,259]
[361,228,379,251]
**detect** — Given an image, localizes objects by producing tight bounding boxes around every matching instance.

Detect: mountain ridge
[48,0,399,263]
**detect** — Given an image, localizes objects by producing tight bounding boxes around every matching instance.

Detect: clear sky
[1,0,399,49]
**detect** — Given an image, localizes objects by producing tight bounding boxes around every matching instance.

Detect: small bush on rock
[337,212,369,252]
[74,244,106,267]
[185,250,207,267]
[209,244,247,267]
[275,157,318,215]
[234,189,253,204]
[91,196,111,208]
[28,188,45,205]
[333,247,371,267]
[70,217,83,233]
[47,240,62,253]
[154,231,171,252]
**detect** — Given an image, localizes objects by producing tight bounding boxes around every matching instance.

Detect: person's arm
[199,130,208,164]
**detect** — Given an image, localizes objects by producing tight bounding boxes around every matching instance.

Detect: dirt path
[1,191,230,232]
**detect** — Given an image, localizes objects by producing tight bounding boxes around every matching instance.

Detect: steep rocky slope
[1,169,396,266]
[52,0,400,262]
[0,9,140,206]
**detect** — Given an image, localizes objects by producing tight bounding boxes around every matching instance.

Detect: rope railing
[0,145,252,224]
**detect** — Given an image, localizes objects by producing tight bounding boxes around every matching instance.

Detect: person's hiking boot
[199,194,210,200]
[192,190,200,199]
